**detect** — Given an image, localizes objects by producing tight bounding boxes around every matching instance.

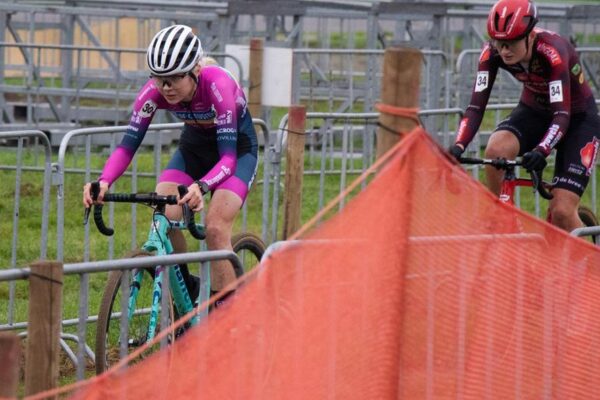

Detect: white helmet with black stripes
[147,25,203,76]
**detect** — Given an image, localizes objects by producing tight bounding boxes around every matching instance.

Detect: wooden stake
[248,38,264,120]
[0,332,21,398]
[24,261,63,397]
[283,105,306,239]
[376,46,422,158]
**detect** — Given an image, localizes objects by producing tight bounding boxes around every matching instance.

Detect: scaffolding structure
[1,0,599,135]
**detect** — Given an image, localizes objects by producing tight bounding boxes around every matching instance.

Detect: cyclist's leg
[484,103,549,195]
[155,181,186,252]
[157,144,202,253]
[155,180,201,301]
[205,188,243,291]
[549,103,600,232]
[484,130,519,195]
[548,189,584,232]
[207,152,258,292]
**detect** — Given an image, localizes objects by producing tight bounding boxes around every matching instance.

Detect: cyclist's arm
[535,41,572,156]
[196,68,242,189]
[455,43,499,149]
[99,81,160,186]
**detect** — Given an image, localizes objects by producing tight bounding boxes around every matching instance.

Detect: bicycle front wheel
[231,232,266,276]
[95,250,174,374]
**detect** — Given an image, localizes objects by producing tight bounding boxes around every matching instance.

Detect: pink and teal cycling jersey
[99,65,258,199]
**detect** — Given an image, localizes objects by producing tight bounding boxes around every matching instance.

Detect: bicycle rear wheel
[95,250,174,374]
[231,232,266,275]
[578,205,599,244]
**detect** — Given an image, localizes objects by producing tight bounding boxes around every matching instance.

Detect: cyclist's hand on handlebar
[448,143,465,161]
[522,149,547,172]
[83,180,109,208]
[178,182,204,212]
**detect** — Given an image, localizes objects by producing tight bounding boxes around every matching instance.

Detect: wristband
[195,180,209,195]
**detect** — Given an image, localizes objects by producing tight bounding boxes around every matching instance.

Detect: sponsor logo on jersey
[456,118,469,143]
[580,137,600,176]
[553,176,584,191]
[205,165,233,186]
[568,164,585,176]
[210,82,223,102]
[537,42,562,66]
[530,58,541,72]
[172,110,216,123]
[571,63,582,76]
[539,123,563,152]
[217,110,233,126]
[235,95,248,117]
[138,100,157,118]
[137,85,153,101]
[479,44,491,63]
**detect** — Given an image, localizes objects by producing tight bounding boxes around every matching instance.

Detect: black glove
[522,149,547,171]
[448,144,465,160]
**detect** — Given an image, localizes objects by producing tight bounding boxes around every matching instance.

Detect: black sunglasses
[149,73,188,88]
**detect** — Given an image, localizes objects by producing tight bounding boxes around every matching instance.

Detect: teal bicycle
[86,182,266,374]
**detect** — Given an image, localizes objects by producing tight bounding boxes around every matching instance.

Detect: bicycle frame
[129,212,200,342]
[498,166,536,205]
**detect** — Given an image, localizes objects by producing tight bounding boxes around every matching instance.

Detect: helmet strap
[188,71,198,84]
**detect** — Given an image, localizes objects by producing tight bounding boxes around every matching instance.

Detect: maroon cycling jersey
[456,28,595,155]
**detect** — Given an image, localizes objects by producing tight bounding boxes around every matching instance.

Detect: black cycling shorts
[495,102,600,196]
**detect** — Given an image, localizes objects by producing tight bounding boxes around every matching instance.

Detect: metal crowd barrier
[267,111,379,240]
[0,130,52,328]
[0,250,245,380]
[0,41,245,128]
[291,48,450,113]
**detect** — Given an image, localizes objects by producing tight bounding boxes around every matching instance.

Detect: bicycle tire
[231,232,266,275]
[578,205,599,244]
[95,250,174,374]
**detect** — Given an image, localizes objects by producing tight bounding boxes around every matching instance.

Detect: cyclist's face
[151,73,195,104]
[492,37,529,65]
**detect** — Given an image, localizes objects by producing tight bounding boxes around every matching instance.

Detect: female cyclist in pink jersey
[449,0,600,233]
[83,25,258,300]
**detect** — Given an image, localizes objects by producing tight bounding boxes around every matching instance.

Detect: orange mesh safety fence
[34,127,600,399]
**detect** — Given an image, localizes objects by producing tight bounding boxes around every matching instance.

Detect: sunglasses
[149,73,188,88]
[491,38,524,50]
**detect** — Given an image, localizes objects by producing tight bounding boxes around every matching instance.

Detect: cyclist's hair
[200,56,219,67]
[147,25,203,76]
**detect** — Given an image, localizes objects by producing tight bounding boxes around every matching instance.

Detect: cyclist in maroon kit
[449,0,600,233]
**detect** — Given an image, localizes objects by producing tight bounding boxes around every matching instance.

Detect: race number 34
[549,80,563,103]
[475,71,489,92]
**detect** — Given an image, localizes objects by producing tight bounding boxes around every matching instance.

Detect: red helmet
[487,0,538,40]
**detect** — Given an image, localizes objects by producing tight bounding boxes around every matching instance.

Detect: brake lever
[530,169,554,200]
[83,181,101,225]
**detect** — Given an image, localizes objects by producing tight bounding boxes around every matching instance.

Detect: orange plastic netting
[44,127,600,399]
